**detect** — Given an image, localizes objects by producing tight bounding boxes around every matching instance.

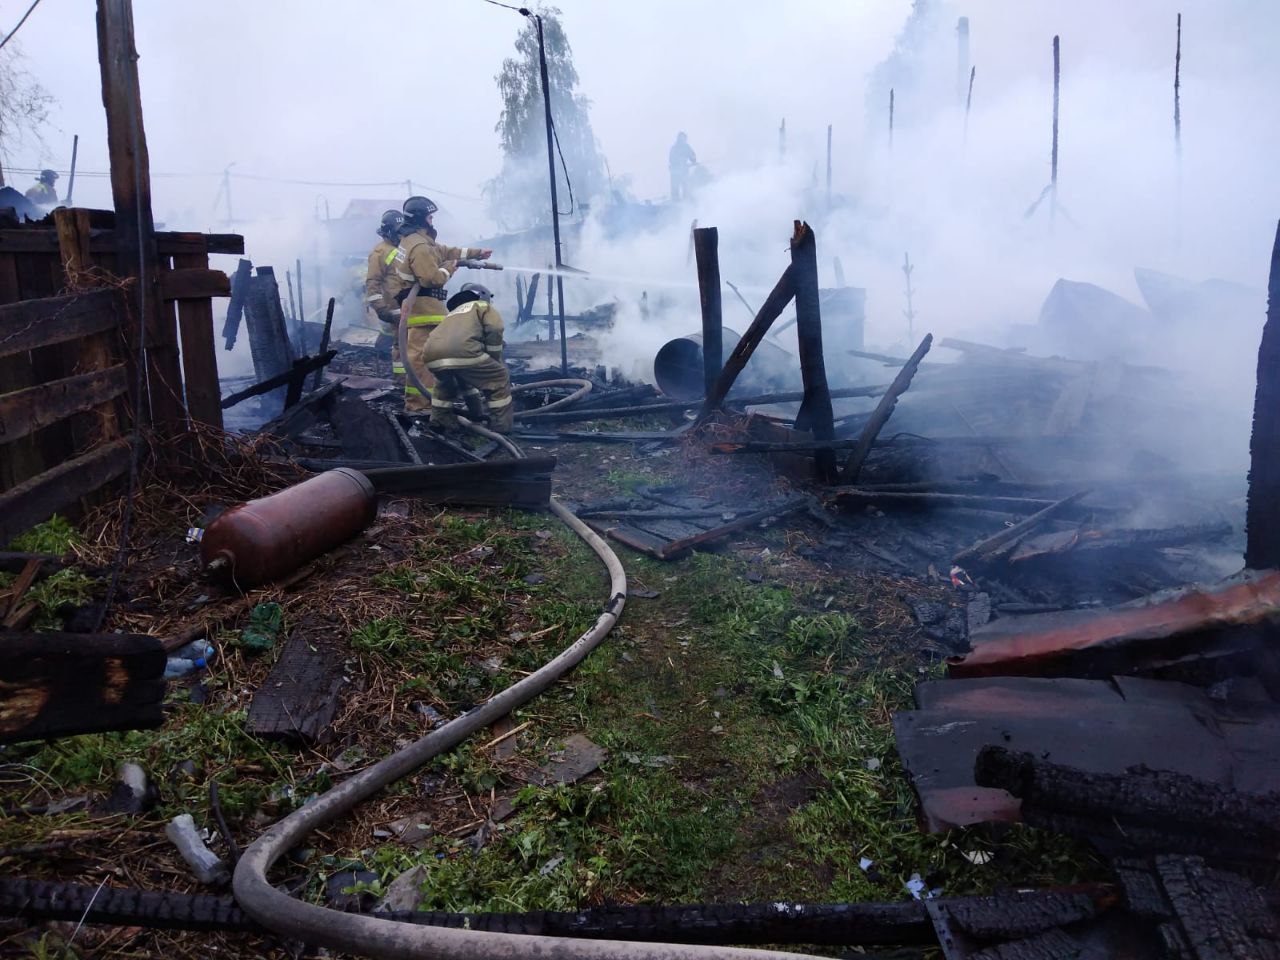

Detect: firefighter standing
[25,169,59,205]
[365,209,407,379]
[668,133,696,201]
[422,282,512,434]
[392,195,492,412]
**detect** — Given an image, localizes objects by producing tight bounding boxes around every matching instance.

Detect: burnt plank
[841,333,933,483]
[0,364,128,444]
[172,253,223,430]
[790,222,837,481]
[155,232,244,256]
[0,630,166,742]
[246,633,346,743]
[362,457,555,507]
[159,267,230,300]
[656,497,809,559]
[0,439,131,546]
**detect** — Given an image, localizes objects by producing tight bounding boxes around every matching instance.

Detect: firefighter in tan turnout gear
[423,282,513,434]
[365,209,406,378]
[393,195,493,412]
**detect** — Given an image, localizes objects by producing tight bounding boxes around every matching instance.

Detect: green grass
[339,543,1099,913]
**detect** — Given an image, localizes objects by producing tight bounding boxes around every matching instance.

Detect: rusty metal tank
[200,468,376,587]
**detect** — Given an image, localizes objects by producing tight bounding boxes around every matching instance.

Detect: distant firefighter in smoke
[392,195,493,412]
[25,168,58,205]
[365,209,407,382]
[423,282,513,434]
[668,132,697,202]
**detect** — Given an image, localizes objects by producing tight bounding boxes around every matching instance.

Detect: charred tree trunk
[1246,220,1280,568]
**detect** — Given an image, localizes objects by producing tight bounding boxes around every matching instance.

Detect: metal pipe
[654,329,797,401]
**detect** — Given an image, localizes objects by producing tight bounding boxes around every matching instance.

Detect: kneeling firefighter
[422,282,513,433]
[365,209,406,378]
[393,195,492,412]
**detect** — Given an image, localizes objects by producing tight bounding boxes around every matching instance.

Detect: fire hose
[233,345,812,959]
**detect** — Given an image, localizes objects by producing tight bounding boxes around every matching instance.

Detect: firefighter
[392,195,493,412]
[422,282,512,434]
[365,209,406,378]
[668,132,696,201]
[25,169,59,205]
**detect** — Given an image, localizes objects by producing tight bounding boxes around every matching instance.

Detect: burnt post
[790,222,837,483]
[964,66,976,144]
[693,227,723,399]
[1246,221,1280,569]
[97,0,185,435]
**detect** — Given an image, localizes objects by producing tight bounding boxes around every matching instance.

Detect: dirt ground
[0,426,1099,959]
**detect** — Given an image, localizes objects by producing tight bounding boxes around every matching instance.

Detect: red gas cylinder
[200,468,377,587]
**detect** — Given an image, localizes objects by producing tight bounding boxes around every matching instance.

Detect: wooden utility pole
[693,227,723,400]
[1051,35,1061,226]
[97,0,186,435]
[1246,221,1280,569]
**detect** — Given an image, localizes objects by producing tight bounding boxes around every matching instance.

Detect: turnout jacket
[423,300,505,367]
[392,229,483,320]
[364,239,404,323]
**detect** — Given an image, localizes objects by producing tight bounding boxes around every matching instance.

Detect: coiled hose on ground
[511,378,594,418]
[233,365,814,958]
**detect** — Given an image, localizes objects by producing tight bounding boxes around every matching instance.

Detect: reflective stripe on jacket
[423,300,505,368]
[393,230,481,317]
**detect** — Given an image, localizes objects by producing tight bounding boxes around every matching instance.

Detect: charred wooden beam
[218,351,336,409]
[834,489,1067,515]
[310,297,336,391]
[1247,220,1280,569]
[841,333,932,483]
[976,745,1280,860]
[246,633,345,743]
[0,630,166,742]
[362,457,556,508]
[790,222,837,481]
[696,267,796,425]
[693,226,724,399]
[952,490,1090,565]
[222,258,252,350]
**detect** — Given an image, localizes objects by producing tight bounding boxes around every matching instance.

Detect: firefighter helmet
[447,282,494,311]
[402,195,438,223]
[39,169,58,184]
[377,209,403,240]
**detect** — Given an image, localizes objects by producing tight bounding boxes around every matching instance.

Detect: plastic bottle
[171,640,215,663]
[164,657,206,680]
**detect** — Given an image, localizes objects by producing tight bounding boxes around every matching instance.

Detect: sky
[4,0,1280,465]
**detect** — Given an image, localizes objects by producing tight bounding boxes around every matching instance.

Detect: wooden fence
[0,208,242,545]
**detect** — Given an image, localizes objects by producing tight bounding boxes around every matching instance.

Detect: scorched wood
[0,630,166,742]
